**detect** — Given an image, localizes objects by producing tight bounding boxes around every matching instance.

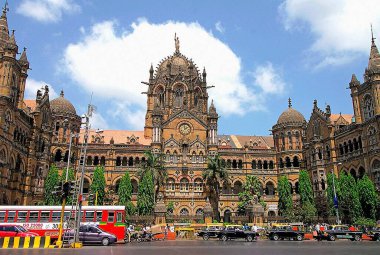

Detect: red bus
[0,206,125,241]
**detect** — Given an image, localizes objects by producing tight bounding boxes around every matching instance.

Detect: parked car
[321,225,362,241]
[197,225,224,240]
[63,225,117,246]
[267,224,304,241]
[0,225,39,237]
[366,227,380,241]
[217,225,258,242]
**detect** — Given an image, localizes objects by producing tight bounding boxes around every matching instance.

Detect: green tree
[90,166,106,205]
[118,172,133,206]
[298,170,316,222]
[60,168,75,204]
[357,175,379,220]
[338,171,362,222]
[202,155,229,221]
[44,165,60,205]
[238,175,262,214]
[278,175,293,218]
[138,150,167,200]
[137,170,155,215]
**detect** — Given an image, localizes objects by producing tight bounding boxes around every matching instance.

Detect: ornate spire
[209,99,217,117]
[202,67,207,83]
[368,25,380,71]
[19,47,29,63]
[149,63,154,80]
[174,33,180,53]
[349,73,360,88]
[288,98,292,108]
[0,0,9,43]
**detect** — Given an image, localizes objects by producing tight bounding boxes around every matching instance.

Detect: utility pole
[331,170,340,224]
[72,102,94,248]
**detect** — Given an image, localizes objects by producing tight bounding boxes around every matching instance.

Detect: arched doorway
[131,179,138,194]
[223,209,231,223]
[350,169,357,181]
[83,178,90,194]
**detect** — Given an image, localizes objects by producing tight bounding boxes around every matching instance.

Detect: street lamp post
[331,168,340,224]
[65,132,79,182]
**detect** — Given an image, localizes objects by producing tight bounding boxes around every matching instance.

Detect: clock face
[179,123,191,135]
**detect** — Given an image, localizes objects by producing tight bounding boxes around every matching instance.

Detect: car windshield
[15,226,28,232]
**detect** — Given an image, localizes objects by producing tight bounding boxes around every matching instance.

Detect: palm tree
[202,155,229,221]
[138,150,167,201]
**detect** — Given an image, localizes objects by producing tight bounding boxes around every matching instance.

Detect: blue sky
[8,0,380,135]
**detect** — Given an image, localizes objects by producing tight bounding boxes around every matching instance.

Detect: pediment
[162,109,207,128]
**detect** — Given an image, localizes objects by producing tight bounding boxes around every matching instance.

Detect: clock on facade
[179,123,191,135]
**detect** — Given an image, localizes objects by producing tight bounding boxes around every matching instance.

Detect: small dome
[50,90,77,115]
[277,98,305,125]
[155,53,199,78]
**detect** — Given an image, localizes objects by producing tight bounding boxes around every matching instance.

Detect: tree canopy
[90,166,106,205]
[298,170,316,222]
[44,165,60,205]
[137,170,155,215]
[278,175,293,218]
[357,174,379,220]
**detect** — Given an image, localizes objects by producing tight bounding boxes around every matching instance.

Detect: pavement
[0,240,379,255]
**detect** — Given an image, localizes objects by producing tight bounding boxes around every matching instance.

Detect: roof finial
[2,0,8,15]
[174,33,180,53]
[371,24,376,44]
[60,90,64,97]
[288,98,292,108]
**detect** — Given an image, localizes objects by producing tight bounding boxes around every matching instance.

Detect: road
[0,240,379,255]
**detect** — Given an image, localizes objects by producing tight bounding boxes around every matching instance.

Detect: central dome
[155,53,200,78]
[50,91,77,115]
[277,99,305,125]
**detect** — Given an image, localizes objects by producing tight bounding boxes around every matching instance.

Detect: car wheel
[221,235,228,242]
[329,235,336,241]
[273,234,279,241]
[246,235,253,242]
[354,235,361,241]
[137,237,142,243]
[203,234,210,241]
[296,234,303,241]
[102,238,110,246]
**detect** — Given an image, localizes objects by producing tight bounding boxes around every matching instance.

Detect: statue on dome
[174,33,180,53]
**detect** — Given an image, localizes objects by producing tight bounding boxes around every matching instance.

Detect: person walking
[315,223,321,241]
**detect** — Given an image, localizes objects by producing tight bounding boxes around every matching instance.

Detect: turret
[202,67,207,83]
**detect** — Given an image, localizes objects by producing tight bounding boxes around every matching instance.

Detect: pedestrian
[252,223,258,232]
[164,224,169,240]
[315,223,321,241]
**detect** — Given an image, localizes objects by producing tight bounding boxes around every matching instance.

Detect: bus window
[7,211,16,222]
[0,211,5,222]
[85,211,95,222]
[64,211,71,221]
[40,211,50,222]
[96,211,102,222]
[108,211,114,223]
[18,211,27,222]
[29,211,39,222]
[116,212,122,223]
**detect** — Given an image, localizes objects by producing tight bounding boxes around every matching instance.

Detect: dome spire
[60,90,64,97]
[288,98,292,108]
[0,0,9,43]
[174,33,180,54]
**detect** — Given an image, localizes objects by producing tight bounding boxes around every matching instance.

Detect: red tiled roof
[79,129,151,145]
[24,100,37,111]
[330,114,353,124]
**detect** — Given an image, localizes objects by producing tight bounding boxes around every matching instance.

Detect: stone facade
[1,8,379,221]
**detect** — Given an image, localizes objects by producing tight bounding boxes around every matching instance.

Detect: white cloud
[253,63,285,95]
[215,21,225,34]
[89,112,110,130]
[17,0,80,23]
[280,0,380,67]
[24,78,58,99]
[62,19,286,129]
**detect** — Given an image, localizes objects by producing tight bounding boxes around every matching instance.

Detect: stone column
[154,193,167,225]
[203,198,213,224]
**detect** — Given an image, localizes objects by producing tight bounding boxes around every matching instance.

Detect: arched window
[100,156,106,166]
[221,159,226,168]
[293,156,299,167]
[156,87,165,107]
[238,159,243,169]
[54,150,62,162]
[344,142,348,154]
[166,178,175,191]
[131,179,138,194]
[339,144,344,155]
[358,167,365,179]
[180,178,189,191]
[353,138,358,150]
[226,159,231,168]
[64,150,69,162]
[196,208,204,216]
[363,94,374,121]
[318,149,322,160]
[128,157,134,166]
[321,179,326,190]
[93,156,99,166]
[233,181,243,194]
[180,208,189,216]
[350,169,357,181]
[288,132,292,147]
[122,157,127,166]
[289,182,293,194]
[285,157,291,168]
[348,140,353,152]
[368,127,377,147]
[279,158,284,168]
[251,160,256,169]
[358,136,362,149]
[174,86,184,107]
[116,157,121,166]
[83,178,90,194]
[295,182,299,194]
[135,157,140,166]
[222,181,232,194]
[86,156,93,165]
[325,145,330,159]
[265,182,274,196]
[115,179,121,193]
[258,160,262,169]
[194,88,201,109]
[263,160,268,169]
[232,160,237,169]
[269,161,274,169]
[194,178,203,192]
